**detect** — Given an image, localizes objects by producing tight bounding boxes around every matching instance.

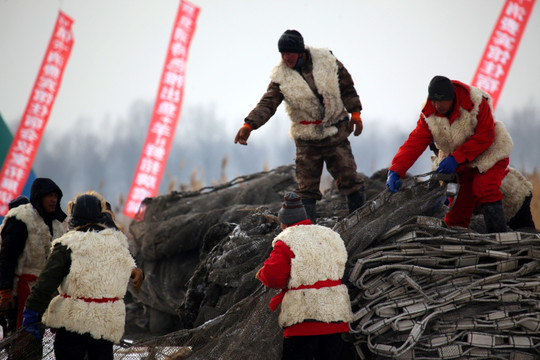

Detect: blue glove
[22,308,41,339]
[436,156,458,174]
[386,170,402,193]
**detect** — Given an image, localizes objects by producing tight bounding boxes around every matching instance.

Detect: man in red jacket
[256,192,352,359]
[386,75,513,233]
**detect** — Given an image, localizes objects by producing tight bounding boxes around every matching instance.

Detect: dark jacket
[24,224,106,314]
[0,178,66,290]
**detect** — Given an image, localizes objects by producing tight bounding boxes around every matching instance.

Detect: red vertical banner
[123,1,200,219]
[471,0,536,109]
[0,11,74,215]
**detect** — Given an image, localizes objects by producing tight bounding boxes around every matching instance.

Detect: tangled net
[347,217,540,360]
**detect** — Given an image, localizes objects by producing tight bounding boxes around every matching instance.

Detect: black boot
[347,190,366,214]
[507,195,536,231]
[302,198,317,224]
[482,200,508,233]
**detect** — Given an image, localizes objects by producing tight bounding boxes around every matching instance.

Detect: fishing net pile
[347,219,540,359]
[1,166,538,360]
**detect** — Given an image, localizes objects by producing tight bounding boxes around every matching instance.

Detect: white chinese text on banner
[123,1,200,219]
[471,0,536,109]
[0,11,74,215]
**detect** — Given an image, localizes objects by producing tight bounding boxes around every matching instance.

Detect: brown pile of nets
[2,167,539,360]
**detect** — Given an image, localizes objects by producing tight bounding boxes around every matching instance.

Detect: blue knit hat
[278,192,308,225]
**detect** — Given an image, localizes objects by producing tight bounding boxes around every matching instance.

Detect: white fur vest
[0,203,64,295]
[270,47,348,141]
[273,224,353,328]
[500,167,533,222]
[426,86,513,173]
[42,228,135,343]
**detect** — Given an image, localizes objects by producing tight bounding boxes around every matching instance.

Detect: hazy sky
[1,0,539,140]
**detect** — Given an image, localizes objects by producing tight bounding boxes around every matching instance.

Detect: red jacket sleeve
[450,98,495,164]
[257,240,294,290]
[389,116,433,178]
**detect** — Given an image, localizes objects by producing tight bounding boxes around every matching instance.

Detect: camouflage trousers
[294,139,364,200]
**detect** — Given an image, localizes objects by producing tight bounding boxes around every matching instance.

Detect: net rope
[348,222,540,359]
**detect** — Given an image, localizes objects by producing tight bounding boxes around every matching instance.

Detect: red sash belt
[60,293,119,303]
[15,274,38,328]
[299,120,322,125]
[269,279,341,311]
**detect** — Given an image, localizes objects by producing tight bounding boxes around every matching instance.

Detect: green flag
[0,112,36,214]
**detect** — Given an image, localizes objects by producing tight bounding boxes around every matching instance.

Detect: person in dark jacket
[234,29,366,223]
[0,178,66,334]
[0,195,30,337]
[256,192,353,359]
[23,192,140,360]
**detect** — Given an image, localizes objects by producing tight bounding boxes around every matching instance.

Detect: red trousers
[16,274,37,328]
[445,158,509,228]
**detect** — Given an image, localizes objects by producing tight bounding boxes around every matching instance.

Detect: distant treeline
[28,100,540,210]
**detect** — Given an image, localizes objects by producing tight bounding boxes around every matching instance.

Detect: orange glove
[131,268,144,293]
[234,123,252,145]
[349,112,363,136]
[0,289,15,311]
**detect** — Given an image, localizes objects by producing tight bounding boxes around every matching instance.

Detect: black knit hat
[278,30,305,53]
[69,194,107,228]
[278,192,308,225]
[8,195,29,210]
[428,75,455,101]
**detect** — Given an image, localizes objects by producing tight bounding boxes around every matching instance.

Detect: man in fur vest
[234,29,366,223]
[0,178,66,338]
[386,75,513,233]
[256,192,353,359]
[22,192,140,360]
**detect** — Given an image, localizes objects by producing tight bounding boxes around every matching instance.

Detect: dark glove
[436,156,458,174]
[0,289,15,311]
[349,112,363,136]
[234,123,252,145]
[386,170,402,193]
[22,308,41,340]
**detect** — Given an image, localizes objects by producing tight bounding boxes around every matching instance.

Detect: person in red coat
[256,192,353,360]
[386,76,513,233]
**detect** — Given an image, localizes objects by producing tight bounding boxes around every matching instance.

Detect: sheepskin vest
[270,47,348,141]
[500,167,534,222]
[42,228,135,343]
[425,86,513,173]
[0,204,64,295]
[273,224,353,328]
